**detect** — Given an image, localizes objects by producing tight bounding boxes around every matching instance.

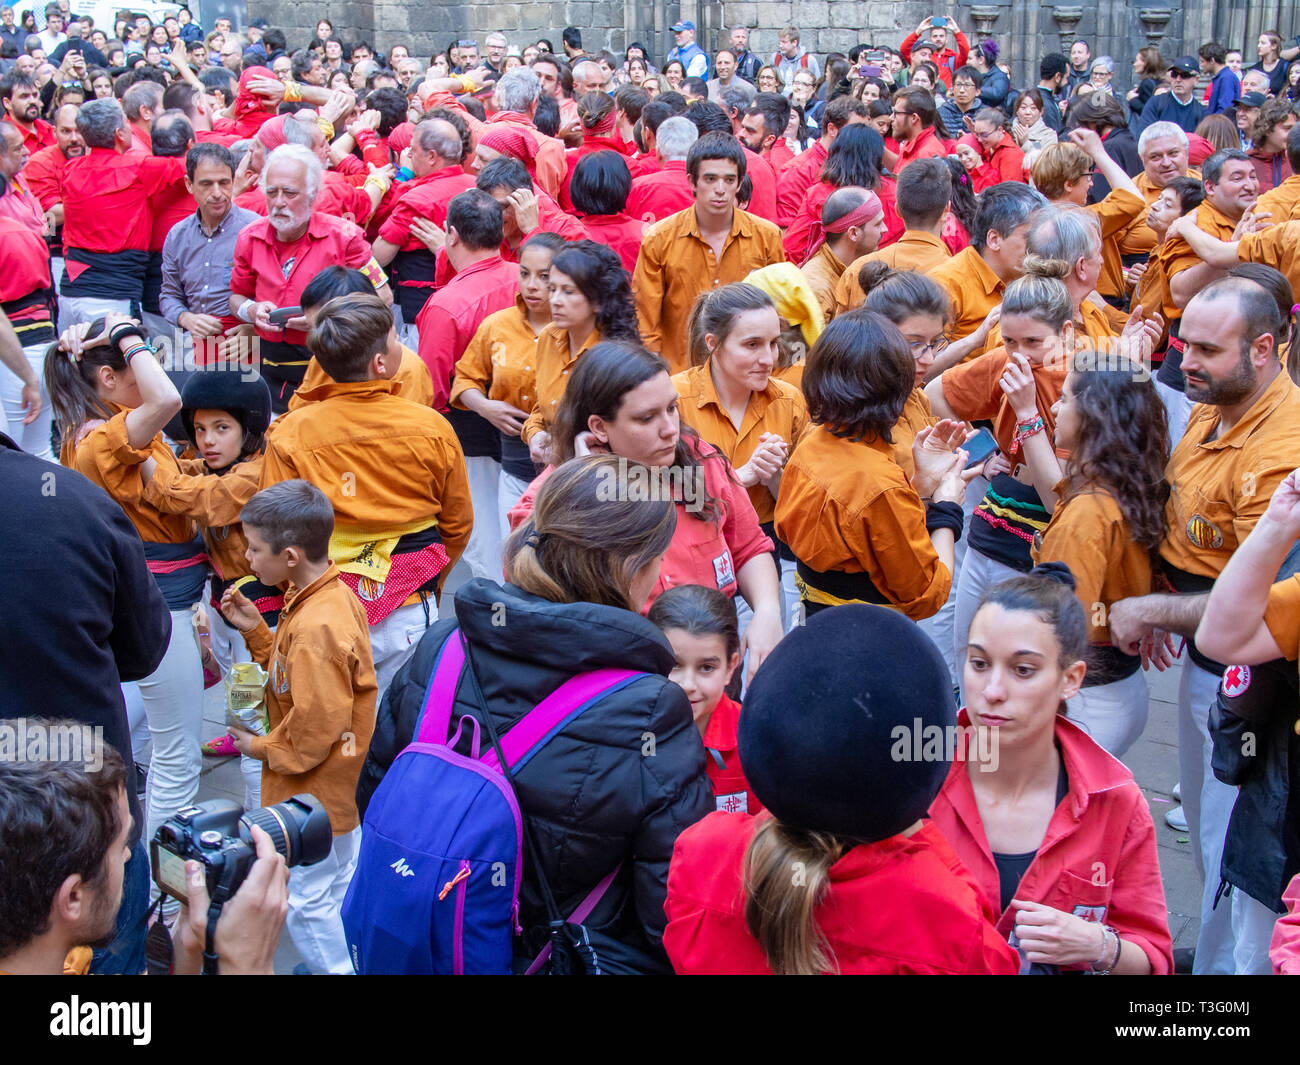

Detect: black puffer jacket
[357,578,713,973]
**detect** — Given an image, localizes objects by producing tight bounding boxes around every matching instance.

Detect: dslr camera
[151,795,332,904]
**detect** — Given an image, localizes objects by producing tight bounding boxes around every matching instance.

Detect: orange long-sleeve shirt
[450,296,544,416]
[926,244,1004,355]
[143,456,261,586]
[834,229,951,316]
[290,346,434,412]
[520,325,603,444]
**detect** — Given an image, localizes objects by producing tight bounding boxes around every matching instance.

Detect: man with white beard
[228,144,391,413]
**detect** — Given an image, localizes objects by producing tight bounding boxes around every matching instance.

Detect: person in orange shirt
[835,157,953,315]
[220,479,376,975]
[799,186,887,321]
[451,233,566,534]
[677,283,808,626]
[649,584,762,815]
[775,310,969,621]
[1000,356,1171,758]
[45,314,206,850]
[1252,124,1300,225]
[633,132,784,373]
[522,240,640,464]
[925,181,1045,360]
[259,293,473,693]
[1130,177,1205,353]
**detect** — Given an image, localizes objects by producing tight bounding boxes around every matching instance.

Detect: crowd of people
[5,3,1300,978]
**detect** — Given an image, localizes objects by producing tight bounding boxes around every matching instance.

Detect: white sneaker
[1172,782,1181,801]
[1165,804,1188,831]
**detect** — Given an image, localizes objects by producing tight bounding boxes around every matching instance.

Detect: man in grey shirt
[160,142,259,363]
[707,49,756,108]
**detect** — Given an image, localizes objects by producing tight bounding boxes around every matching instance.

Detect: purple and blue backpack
[342,630,643,974]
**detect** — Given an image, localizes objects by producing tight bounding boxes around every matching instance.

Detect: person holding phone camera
[900,14,970,90]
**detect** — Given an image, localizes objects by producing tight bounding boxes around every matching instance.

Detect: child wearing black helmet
[663,603,1019,974]
[139,368,278,806]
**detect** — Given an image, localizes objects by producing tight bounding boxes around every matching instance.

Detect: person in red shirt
[0,120,43,238]
[900,15,971,89]
[24,102,84,281]
[140,110,198,343]
[664,601,1020,974]
[568,151,647,273]
[775,95,870,227]
[122,80,162,153]
[626,115,697,223]
[415,188,521,582]
[371,116,475,345]
[972,107,1027,185]
[1,71,53,155]
[648,584,762,816]
[892,86,951,173]
[58,97,186,330]
[558,91,633,212]
[0,216,55,458]
[228,144,390,413]
[929,565,1174,975]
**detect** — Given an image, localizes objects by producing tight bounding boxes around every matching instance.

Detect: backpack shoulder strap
[480,668,645,773]
[413,628,465,745]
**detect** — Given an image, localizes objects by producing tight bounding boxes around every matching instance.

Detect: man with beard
[1109,277,1300,976]
[0,70,52,153]
[228,144,390,413]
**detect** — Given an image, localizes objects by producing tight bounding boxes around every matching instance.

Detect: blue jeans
[89,840,150,975]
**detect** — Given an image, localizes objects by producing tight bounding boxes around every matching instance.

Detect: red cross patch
[1222,665,1251,698]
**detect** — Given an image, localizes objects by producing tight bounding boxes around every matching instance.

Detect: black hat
[738,605,955,842]
[179,370,273,447]
[1169,56,1199,76]
[1238,91,1267,109]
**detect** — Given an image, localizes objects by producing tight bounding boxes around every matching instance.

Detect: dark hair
[184,141,234,182]
[1228,263,1299,384]
[447,186,506,249]
[44,321,128,448]
[975,564,1088,669]
[531,92,561,137]
[240,480,334,561]
[657,90,688,113]
[549,341,725,523]
[0,724,126,958]
[682,75,708,98]
[149,109,192,156]
[648,583,740,658]
[1201,147,1250,186]
[686,282,777,368]
[801,309,913,444]
[1194,113,1239,154]
[1067,91,1126,133]
[894,156,951,227]
[0,69,36,100]
[199,66,236,101]
[747,90,789,139]
[971,181,1044,252]
[894,85,949,138]
[262,28,286,55]
[952,64,983,89]
[290,48,319,82]
[548,240,639,340]
[424,106,472,161]
[475,154,532,194]
[363,86,407,137]
[640,99,674,136]
[613,83,649,124]
[1251,98,1298,152]
[821,123,883,190]
[1040,53,1069,82]
[569,150,632,216]
[306,291,393,382]
[1163,175,1205,214]
[687,130,746,182]
[861,267,951,328]
[824,95,869,130]
[562,26,582,50]
[1198,41,1227,65]
[300,265,374,311]
[685,99,732,136]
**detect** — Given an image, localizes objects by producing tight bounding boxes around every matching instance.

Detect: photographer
[0,721,287,975]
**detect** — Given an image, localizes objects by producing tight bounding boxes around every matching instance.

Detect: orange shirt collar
[1191,369,1297,452]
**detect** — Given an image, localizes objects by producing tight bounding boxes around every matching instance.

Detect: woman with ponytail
[665,603,1019,975]
[45,315,207,852]
[930,565,1173,975]
[359,454,713,973]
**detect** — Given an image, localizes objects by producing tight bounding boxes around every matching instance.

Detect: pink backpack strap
[414,629,466,745]
[480,668,642,772]
[524,861,624,975]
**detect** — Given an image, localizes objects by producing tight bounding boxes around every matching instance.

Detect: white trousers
[1232,888,1281,975]
[1065,669,1150,760]
[141,607,205,844]
[286,826,361,975]
[460,454,501,582]
[369,599,431,698]
[0,341,54,460]
[1179,659,1239,974]
[57,295,133,334]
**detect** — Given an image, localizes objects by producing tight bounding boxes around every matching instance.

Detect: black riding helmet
[179,370,273,459]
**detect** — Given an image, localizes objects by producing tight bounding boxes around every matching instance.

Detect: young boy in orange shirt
[221,479,377,975]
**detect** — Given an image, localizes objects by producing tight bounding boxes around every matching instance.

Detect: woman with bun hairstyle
[510,341,784,680]
[559,93,636,213]
[648,584,760,815]
[999,355,1169,758]
[359,454,713,973]
[680,283,808,624]
[776,310,971,621]
[521,240,640,467]
[45,315,204,846]
[930,565,1174,974]
[664,603,1020,974]
[137,369,281,804]
[451,232,567,528]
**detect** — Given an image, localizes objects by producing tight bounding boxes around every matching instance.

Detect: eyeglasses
[891,108,911,118]
[909,337,949,358]
[973,127,999,141]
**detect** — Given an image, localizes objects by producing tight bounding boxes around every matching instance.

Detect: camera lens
[240,793,332,868]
